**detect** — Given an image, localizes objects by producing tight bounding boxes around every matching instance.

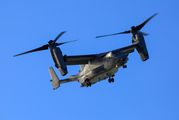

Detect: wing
[65,44,139,65]
[65,54,97,65]
[119,44,139,53]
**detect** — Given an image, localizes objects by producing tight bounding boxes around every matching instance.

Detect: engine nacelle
[136,32,149,61]
[132,31,149,61]
[52,47,68,76]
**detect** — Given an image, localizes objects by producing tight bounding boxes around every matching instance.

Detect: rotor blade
[96,30,130,38]
[56,40,78,46]
[52,31,66,44]
[13,44,49,57]
[135,13,158,31]
[139,31,149,36]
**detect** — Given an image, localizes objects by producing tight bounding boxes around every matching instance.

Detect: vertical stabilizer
[49,67,60,90]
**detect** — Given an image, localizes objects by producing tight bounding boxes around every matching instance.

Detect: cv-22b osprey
[14,14,157,90]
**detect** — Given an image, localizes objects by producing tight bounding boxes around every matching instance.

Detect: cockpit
[105,52,115,58]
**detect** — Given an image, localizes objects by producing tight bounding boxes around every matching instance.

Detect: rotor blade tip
[153,13,158,17]
[13,54,20,57]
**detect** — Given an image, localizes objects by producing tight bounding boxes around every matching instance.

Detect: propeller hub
[131,26,137,32]
[48,40,53,45]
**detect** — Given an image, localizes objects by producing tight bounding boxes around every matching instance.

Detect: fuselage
[68,50,128,87]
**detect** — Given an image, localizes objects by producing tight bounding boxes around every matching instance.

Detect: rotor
[96,13,158,38]
[14,31,77,57]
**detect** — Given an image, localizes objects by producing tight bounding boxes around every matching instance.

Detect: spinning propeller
[96,13,158,38]
[14,31,77,57]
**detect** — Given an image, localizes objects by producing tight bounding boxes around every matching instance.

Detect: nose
[121,57,127,61]
[116,56,128,64]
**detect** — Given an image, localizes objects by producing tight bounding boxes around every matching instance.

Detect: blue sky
[1,0,179,120]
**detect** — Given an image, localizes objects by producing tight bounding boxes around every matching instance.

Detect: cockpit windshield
[105,52,115,58]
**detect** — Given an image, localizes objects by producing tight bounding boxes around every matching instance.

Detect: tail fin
[132,31,149,61]
[49,67,60,90]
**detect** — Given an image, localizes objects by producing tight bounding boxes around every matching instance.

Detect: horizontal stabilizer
[49,67,60,90]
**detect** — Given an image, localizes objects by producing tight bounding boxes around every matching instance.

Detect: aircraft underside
[80,66,119,87]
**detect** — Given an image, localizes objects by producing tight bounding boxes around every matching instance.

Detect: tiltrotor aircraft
[14,14,157,90]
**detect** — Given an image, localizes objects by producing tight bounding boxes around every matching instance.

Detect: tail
[49,67,60,90]
[49,66,75,90]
